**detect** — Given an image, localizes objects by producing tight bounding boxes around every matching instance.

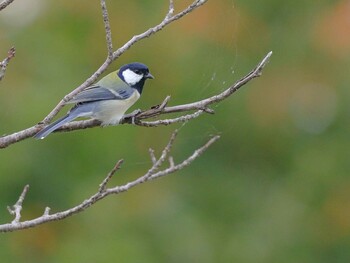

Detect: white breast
[93,91,140,126]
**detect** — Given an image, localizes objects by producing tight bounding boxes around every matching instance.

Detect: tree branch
[0,46,15,81]
[0,129,220,232]
[0,51,272,149]
[0,0,14,11]
[100,0,113,59]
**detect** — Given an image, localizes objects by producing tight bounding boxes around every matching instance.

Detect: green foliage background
[1,0,350,262]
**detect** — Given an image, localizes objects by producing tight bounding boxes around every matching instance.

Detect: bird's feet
[123,109,142,125]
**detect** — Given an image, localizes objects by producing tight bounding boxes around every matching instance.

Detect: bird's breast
[94,91,140,126]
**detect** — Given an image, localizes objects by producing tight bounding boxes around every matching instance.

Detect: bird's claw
[131,109,142,116]
[123,109,141,125]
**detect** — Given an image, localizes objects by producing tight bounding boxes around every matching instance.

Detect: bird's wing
[65,84,134,104]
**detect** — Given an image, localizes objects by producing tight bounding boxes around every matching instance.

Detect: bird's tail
[34,114,77,140]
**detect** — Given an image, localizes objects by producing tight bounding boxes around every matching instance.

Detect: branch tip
[149,148,157,165]
[257,51,273,71]
[203,107,215,114]
[159,95,171,110]
[43,207,51,216]
[0,46,16,81]
[99,159,124,192]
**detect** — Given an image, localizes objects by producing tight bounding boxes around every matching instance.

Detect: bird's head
[118,63,154,91]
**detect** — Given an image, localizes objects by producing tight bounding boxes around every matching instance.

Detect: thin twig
[148,135,220,181]
[149,148,157,165]
[98,159,124,193]
[100,0,113,58]
[0,46,15,81]
[158,95,171,110]
[145,129,178,176]
[137,110,204,127]
[168,156,175,168]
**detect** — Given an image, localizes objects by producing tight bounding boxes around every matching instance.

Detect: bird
[34,62,154,139]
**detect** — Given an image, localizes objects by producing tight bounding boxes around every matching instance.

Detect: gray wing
[65,85,134,104]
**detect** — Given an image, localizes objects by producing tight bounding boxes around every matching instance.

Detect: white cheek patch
[122,69,143,86]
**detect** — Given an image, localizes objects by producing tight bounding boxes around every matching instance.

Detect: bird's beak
[145,72,154,79]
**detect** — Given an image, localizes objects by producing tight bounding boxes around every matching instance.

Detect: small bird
[34,62,154,139]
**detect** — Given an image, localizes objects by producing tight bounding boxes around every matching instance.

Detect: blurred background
[0,0,350,262]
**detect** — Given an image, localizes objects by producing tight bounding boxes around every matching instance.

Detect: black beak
[145,72,154,79]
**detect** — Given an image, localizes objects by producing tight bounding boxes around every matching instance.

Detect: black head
[118,62,154,94]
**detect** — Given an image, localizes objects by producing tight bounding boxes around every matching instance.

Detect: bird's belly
[93,91,140,126]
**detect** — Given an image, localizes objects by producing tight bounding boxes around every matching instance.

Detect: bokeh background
[1,0,350,262]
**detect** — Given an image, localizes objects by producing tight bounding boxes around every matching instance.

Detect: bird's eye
[134,70,141,74]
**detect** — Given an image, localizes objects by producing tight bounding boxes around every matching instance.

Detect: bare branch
[64,51,272,127]
[145,129,178,176]
[0,125,39,148]
[112,0,208,62]
[148,135,220,181]
[100,0,113,58]
[0,0,14,11]
[0,129,219,232]
[168,156,175,168]
[98,159,124,193]
[7,185,29,224]
[137,110,204,127]
[159,51,273,115]
[0,46,15,81]
[0,51,272,149]
[149,148,157,165]
[165,0,175,20]
[158,95,171,110]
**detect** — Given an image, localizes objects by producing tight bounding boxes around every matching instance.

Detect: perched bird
[34,62,154,139]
